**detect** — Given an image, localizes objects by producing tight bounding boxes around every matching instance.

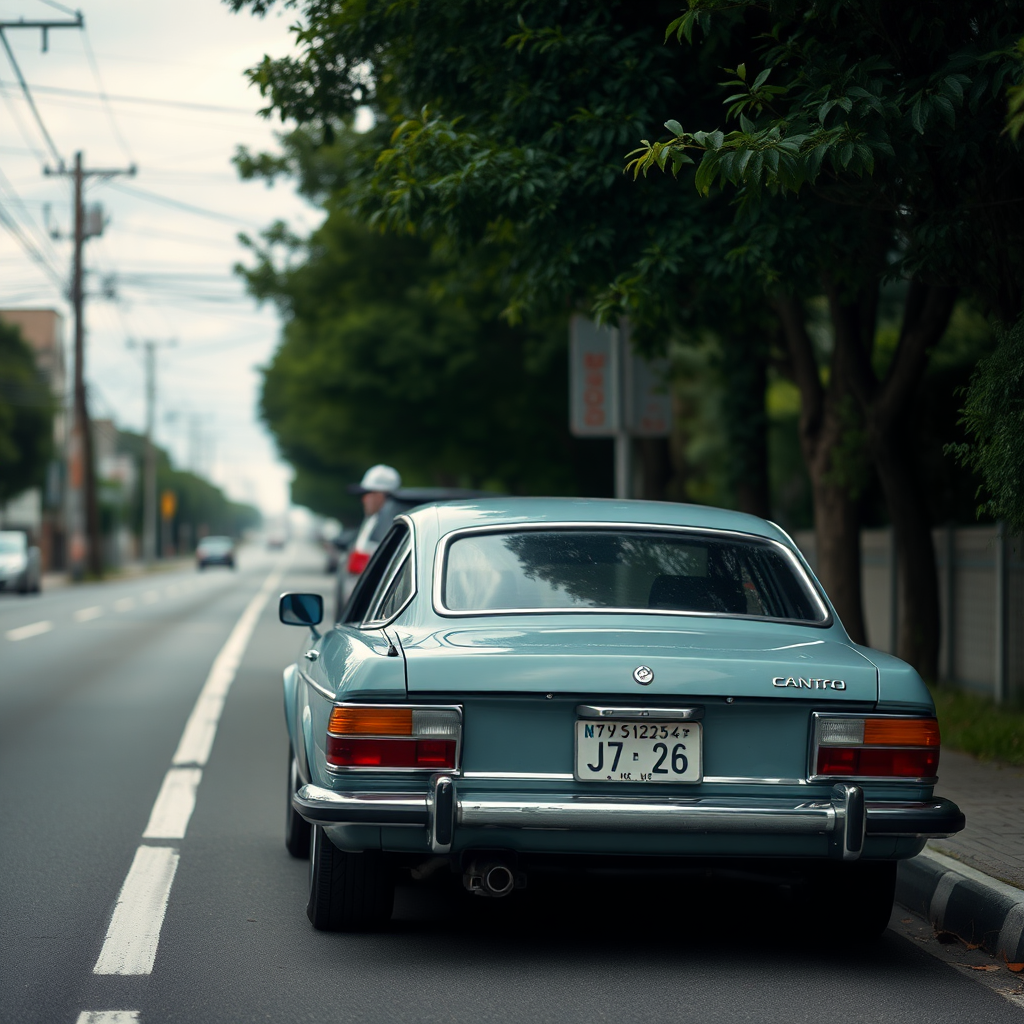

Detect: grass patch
[929,685,1024,766]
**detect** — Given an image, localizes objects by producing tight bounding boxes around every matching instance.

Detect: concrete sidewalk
[896,748,1024,961]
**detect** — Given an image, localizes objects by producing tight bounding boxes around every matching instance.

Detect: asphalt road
[1,544,1021,1024]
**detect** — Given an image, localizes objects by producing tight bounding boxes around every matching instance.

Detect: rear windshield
[441,529,826,622]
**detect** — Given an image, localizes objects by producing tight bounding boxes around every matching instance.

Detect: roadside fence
[792,524,1023,704]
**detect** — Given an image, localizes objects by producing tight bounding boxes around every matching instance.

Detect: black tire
[285,746,311,859]
[812,861,897,941]
[306,825,394,931]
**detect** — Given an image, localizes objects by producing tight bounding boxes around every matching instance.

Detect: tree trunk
[871,429,941,677]
[774,295,867,644]
[831,280,956,678]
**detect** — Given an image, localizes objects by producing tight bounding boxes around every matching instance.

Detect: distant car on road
[279,497,965,934]
[0,530,41,593]
[334,488,493,619]
[196,535,235,570]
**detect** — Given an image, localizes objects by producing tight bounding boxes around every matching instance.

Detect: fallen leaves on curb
[970,964,1001,972]
[901,918,913,924]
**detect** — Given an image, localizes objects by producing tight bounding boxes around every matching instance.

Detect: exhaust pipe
[463,858,523,897]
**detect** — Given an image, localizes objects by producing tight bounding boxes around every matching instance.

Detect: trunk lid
[399,623,877,702]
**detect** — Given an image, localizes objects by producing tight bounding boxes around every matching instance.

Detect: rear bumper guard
[293,781,965,861]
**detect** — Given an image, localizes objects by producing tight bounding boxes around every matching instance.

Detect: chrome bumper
[293,781,965,862]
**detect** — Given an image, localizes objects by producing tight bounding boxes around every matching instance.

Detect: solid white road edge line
[92,846,180,975]
[90,564,287,982]
[5,620,54,641]
[143,767,203,840]
[171,568,285,767]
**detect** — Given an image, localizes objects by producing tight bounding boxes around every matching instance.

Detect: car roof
[405,497,793,546]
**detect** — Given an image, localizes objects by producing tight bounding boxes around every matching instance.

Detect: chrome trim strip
[355,515,417,629]
[457,796,835,834]
[703,776,809,786]
[576,705,705,721]
[294,784,962,840]
[431,521,833,626]
[298,668,336,701]
[294,785,428,826]
[461,771,575,781]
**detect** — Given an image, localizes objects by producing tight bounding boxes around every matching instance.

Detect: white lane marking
[113,597,135,612]
[5,619,54,641]
[76,1012,140,1023]
[142,590,160,605]
[142,767,203,840]
[172,568,285,767]
[74,606,104,622]
[89,564,287,984]
[164,584,179,596]
[93,846,180,975]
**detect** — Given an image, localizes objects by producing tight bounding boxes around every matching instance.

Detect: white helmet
[354,464,401,494]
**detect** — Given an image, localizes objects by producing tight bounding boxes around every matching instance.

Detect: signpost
[569,315,670,498]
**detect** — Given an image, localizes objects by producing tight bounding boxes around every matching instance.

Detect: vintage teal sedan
[278,498,964,934]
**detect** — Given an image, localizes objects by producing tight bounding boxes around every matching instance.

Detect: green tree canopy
[236,137,613,516]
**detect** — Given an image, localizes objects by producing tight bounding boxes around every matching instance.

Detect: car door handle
[304,650,319,662]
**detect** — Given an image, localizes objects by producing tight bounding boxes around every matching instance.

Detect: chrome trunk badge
[632,665,654,685]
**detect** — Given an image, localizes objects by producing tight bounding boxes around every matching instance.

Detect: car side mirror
[279,592,324,627]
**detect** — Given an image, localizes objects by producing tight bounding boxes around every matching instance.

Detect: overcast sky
[0,0,320,515]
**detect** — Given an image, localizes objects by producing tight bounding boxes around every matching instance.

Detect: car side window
[344,524,409,624]
[367,549,413,625]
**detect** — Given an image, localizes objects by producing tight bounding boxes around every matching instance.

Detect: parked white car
[0,530,41,593]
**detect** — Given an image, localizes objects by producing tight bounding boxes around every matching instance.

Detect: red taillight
[327,737,457,769]
[816,746,939,778]
[813,715,940,779]
[347,549,371,575]
[325,704,461,770]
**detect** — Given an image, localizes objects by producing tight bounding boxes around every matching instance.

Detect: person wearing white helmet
[350,463,402,518]
[336,464,402,615]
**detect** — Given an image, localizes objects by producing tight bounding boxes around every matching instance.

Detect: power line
[0,80,256,116]
[0,158,63,269]
[79,29,135,163]
[0,27,64,165]
[102,179,259,227]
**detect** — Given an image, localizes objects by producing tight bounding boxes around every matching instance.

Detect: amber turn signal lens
[863,717,939,747]
[329,707,412,736]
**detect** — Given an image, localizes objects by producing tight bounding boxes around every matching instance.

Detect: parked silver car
[0,530,41,593]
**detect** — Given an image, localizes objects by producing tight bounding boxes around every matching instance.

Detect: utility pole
[129,340,175,564]
[46,153,136,577]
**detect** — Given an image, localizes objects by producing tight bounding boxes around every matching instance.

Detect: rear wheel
[306,825,394,931]
[285,745,311,859]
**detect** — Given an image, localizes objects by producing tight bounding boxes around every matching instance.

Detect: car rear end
[296,515,962,932]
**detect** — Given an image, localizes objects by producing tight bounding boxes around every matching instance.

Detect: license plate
[575,720,702,783]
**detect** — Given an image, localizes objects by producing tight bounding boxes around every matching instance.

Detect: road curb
[897,849,1024,961]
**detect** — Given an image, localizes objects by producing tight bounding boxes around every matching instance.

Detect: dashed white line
[142,590,159,604]
[5,619,54,641]
[75,1012,140,1023]
[143,767,202,840]
[172,573,282,767]
[113,597,135,612]
[93,846,180,975]
[74,606,104,622]
[90,564,286,981]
